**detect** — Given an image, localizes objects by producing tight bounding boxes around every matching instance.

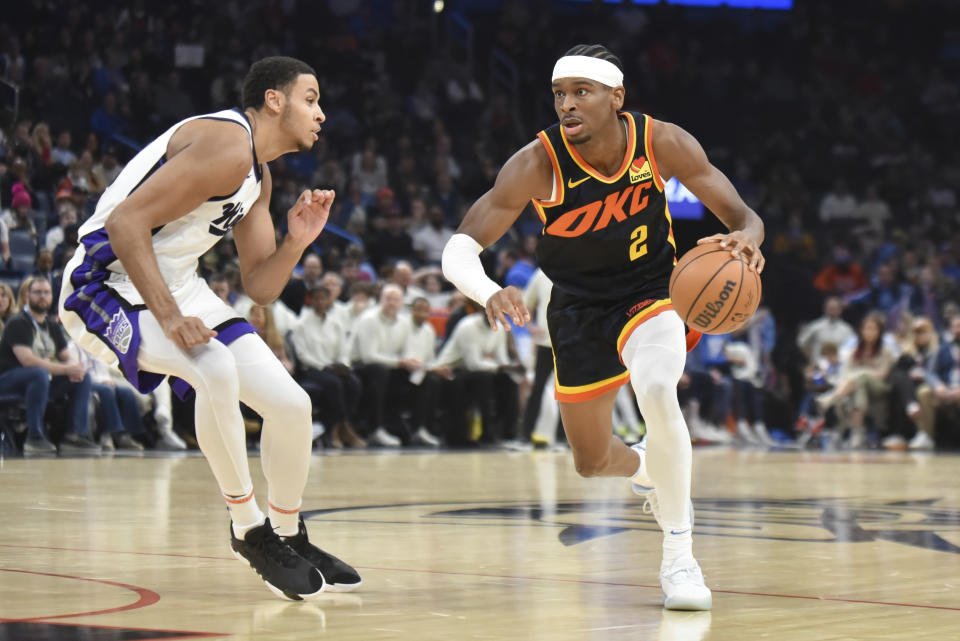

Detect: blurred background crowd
[0,0,958,455]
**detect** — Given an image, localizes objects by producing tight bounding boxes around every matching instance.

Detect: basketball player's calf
[561,394,642,479]
[570,433,641,478]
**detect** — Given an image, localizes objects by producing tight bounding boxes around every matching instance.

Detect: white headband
[552,55,624,88]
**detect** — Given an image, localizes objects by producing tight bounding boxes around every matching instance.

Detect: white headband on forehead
[552,55,624,88]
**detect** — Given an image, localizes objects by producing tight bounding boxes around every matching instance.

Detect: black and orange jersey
[532,111,676,302]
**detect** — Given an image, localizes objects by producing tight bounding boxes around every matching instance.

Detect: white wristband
[441,233,502,307]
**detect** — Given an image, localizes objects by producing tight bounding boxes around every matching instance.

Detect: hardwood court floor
[1,447,959,640]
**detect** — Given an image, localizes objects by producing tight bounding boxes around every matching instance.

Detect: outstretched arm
[652,119,765,273]
[443,139,553,330]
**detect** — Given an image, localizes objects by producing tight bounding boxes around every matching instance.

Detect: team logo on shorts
[105,309,133,354]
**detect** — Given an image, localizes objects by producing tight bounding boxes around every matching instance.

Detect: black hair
[562,44,623,72]
[241,56,317,111]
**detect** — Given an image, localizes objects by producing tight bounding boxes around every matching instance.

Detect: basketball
[669,243,762,335]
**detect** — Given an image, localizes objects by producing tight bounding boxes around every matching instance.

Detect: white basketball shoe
[660,556,712,610]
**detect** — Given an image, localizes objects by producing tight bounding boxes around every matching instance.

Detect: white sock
[630,445,653,488]
[269,500,301,537]
[661,522,693,567]
[227,490,266,539]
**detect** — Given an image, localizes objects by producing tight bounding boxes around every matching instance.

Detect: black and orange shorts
[546,287,702,403]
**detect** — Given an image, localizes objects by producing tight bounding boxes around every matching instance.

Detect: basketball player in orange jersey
[442,44,765,610]
[59,57,360,600]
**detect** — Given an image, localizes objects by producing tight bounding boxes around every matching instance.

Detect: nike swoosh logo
[567,175,589,188]
[669,529,690,535]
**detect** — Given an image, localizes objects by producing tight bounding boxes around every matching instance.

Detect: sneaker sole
[231,549,327,601]
[663,592,713,611]
[324,578,362,593]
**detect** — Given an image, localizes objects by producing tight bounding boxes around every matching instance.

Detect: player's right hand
[484,286,530,332]
[162,315,217,350]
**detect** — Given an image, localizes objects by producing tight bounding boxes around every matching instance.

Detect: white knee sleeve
[622,311,686,426]
[230,334,312,428]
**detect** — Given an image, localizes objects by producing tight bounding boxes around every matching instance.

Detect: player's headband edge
[551,56,623,88]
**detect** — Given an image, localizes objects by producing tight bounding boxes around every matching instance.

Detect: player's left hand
[485,286,530,332]
[287,189,335,248]
[698,231,765,273]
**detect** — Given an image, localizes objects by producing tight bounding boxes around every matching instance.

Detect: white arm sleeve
[441,233,502,306]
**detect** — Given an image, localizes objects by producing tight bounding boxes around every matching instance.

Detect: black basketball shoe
[230,518,326,601]
[283,516,362,592]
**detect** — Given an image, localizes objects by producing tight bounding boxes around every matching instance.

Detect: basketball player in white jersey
[60,57,360,601]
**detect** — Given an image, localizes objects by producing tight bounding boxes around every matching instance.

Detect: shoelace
[284,533,316,560]
[664,563,705,584]
[288,534,334,566]
[259,532,302,569]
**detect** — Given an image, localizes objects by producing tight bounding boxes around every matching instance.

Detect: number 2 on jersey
[629,224,648,261]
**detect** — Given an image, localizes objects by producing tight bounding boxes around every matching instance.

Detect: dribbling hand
[287,189,334,248]
[484,287,530,332]
[162,315,217,350]
[697,231,765,273]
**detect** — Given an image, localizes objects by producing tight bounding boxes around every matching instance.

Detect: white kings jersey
[74,109,263,296]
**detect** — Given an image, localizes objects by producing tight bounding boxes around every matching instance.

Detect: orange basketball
[669,243,762,335]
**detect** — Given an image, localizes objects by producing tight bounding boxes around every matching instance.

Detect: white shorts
[60,246,255,394]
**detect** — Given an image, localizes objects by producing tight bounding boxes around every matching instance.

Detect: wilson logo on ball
[691,279,737,329]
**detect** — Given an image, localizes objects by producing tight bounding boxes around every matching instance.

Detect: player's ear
[263,88,283,115]
[611,86,625,111]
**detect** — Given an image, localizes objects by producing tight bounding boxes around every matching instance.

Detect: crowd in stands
[1,1,958,455]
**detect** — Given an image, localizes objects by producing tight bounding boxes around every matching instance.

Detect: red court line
[2,543,958,612]
[710,588,960,611]
[0,568,160,621]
